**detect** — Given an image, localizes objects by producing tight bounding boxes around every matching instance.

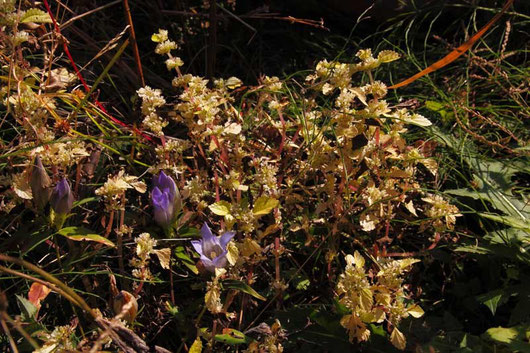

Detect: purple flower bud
[50,178,74,215]
[191,223,235,272]
[152,171,181,228]
[30,156,51,210]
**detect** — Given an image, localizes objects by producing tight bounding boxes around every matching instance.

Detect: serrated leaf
[353,250,365,268]
[209,201,231,216]
[154,248,171,270]
[252,196,279,216]
[214,328,253,345]
[404,113,432,127]
[226,241,239,266]
[359,288,373,310]
[377,50,400,63]
[225,77,243,90]
[390,327,407,350]
[407,304,424,318]
[58,227,115,247]
[21,8,52,23]
[222,279,266,301]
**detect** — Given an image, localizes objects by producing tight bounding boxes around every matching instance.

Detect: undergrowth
[0,1,529,352]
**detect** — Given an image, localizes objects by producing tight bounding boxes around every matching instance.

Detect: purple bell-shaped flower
[50,178,74,215]
[151,171,181,229]
[191,223,235,272]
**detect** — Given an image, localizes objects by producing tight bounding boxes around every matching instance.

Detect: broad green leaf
[175,246,198,274]
[58,227,115,247]
[483,325,530,353]
[222,279,266,301]
[485,326,518,343]
[479,213,530,232]
[209,201,231,216]
[16,295,38,321]
[214,328,253,345]
[476,289,507,316]
[21,8,52,23]
[253,196,279,216]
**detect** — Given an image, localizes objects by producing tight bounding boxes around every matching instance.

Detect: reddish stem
[42,0,154,143]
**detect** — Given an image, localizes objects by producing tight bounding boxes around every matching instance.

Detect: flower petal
[152,188,174,228]
[151,187,165,206]
[201,223,215,241]
[201,223,220,254]
[153,171,177,203]
[191,240,203,255]
[200,255,216,272]
[219,232,235,248]
[211,252,228,269]
[50,178,73,214]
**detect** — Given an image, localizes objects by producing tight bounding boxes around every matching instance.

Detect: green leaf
[73,197,98,208]
[479,213,530,233]
[454,245,494,255]
[485,326,518,343]
[209,201,231,216]
[483,325,530,353]
[253,196,279,216]
[175,246,198,274]
[214,328,253,345]
[476,289,509,316]
[58,227,115,247]
[16,295,38,321]
[222,279,266,301]
[189,337,203,353]
[20,8,52,23]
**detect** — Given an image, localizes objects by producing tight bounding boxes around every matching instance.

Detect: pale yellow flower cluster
[152,138,191,174]
[41,139,88,164]
[422,193,462,231]
[137,86,167,136]
[95,170,146,210]
[34,325,76,353]
[337,252,424,350]
[130,232,157,282]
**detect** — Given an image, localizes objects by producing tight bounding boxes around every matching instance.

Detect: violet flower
[191,223,235,272]
[50,178,74,215]
[152,171,181,229]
